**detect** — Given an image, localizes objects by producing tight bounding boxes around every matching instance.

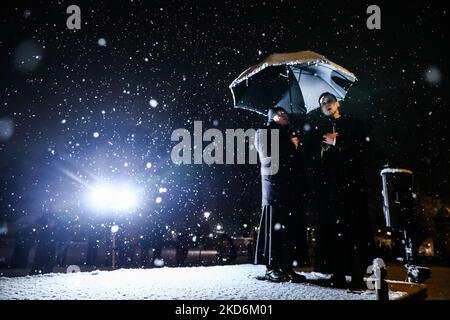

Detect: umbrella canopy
[229,50,357,115]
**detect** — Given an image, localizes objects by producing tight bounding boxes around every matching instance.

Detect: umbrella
[229,50,357,115]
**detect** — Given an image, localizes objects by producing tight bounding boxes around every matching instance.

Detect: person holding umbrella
[254,107,308,283]
[307,92,374,289]
[229,50,360,284]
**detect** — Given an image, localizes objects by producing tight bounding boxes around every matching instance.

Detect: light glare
[89,184,139,212]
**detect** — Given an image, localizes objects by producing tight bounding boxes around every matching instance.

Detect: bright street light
[88,183,139,212]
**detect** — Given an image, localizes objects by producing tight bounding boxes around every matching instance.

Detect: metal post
[112,232,116,269]
[376,264,389,300]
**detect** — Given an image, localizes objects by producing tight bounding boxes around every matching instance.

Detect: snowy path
[0,264,405,300]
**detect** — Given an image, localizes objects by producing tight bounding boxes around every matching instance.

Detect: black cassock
[305,113,374,279]
[254,123,308,268]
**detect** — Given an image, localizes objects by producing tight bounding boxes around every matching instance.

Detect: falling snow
[0,1,448,301]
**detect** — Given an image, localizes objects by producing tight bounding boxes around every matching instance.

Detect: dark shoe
[265,268,289,283]
[328,274,347,288]
[349,281,367,291]
[281,268,307,283]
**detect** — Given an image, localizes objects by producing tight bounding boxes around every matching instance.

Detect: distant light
[292,260,299,267]
[149,99,158,108]
[386,231,392,236]
[13,40,43,72]
[274,223,282,231]
[23,10,31,19]
[153,259,164,267]
[61,119,67,124]
[111,225,119,233]
[159,187,167,193]
[155,197,162,204]
[98,38,107,46]
[424,65,442,86]
[146,162,152,169]
[243,224,248,228]
[0,117,14,141]
[93,132,100,138]
[303,123,311,132]
[89,183,139,212]
[0,222,8,235]
[216,224,222,231]
[204,211,211,219]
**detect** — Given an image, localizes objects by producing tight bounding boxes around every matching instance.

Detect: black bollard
[376,263,389,301]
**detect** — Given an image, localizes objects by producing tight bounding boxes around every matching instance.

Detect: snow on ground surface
[0,264,405,300]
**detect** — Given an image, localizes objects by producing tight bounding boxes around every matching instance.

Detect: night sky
[0,0,448,237]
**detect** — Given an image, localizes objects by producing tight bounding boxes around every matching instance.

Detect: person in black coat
[254,107,308,283]
[305,92,374,289]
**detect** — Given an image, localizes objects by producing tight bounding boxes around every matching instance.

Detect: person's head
[319,92,340,117]
[268,107,289,126]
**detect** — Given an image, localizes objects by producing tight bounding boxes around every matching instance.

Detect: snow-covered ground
[0,264,405,300]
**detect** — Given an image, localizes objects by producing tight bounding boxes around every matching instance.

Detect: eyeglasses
[320,98,336,106]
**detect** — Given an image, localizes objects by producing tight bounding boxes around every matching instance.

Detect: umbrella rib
[292,63,355,94]
[290,63,355,82]
[292,65,350,113]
